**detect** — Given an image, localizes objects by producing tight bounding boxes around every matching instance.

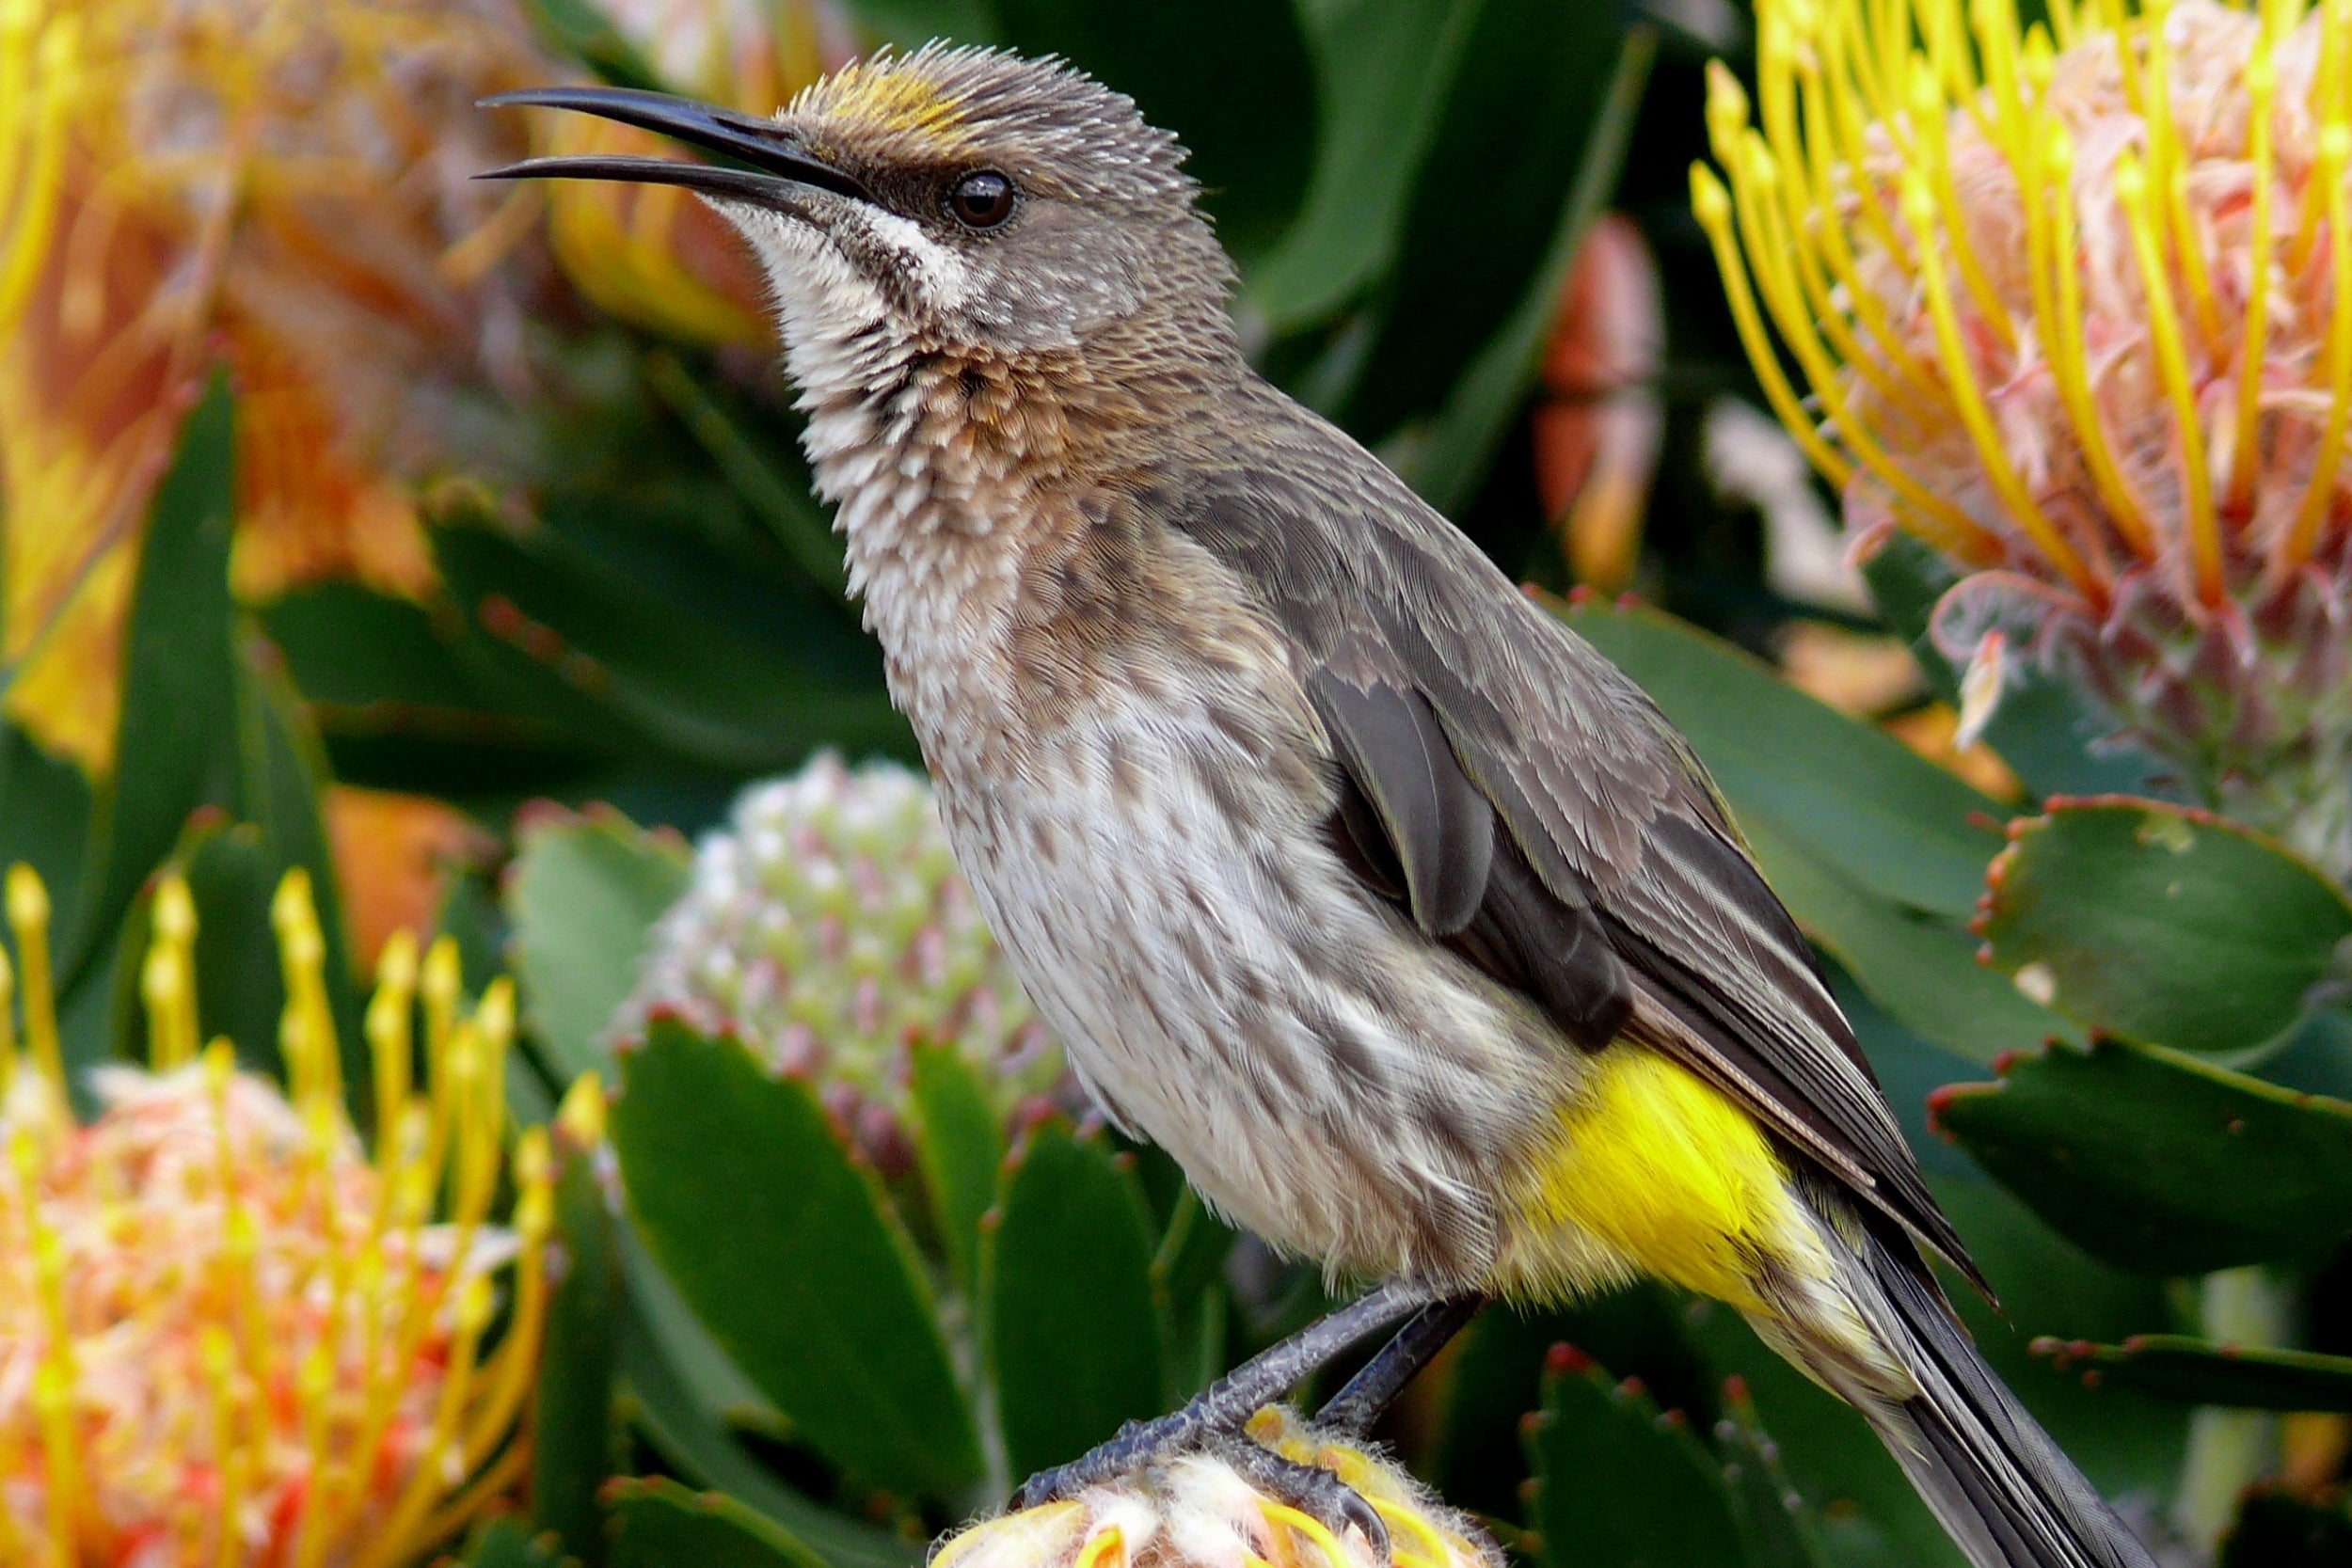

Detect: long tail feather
[1756,1198,2158,1568]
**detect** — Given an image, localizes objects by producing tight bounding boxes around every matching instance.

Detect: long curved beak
[476,87,869,207]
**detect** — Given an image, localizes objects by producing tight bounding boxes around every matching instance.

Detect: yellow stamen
[357,1274,495,1568]
[2279,121,2352,568]
[2116,153,2225,603]
[369,927,418,1153]
[272,869,342,1110]
[2288,0,2347,270]
[8,863,61,1097]
[1263,1503,1350,1568]
[1692,165,1860,490]
[2041,125,2158,555]
[1073,1525,1127,1568]
[2139,0,2226,348]
[0,941,17,1097]
[147,873,201,1069]
[556,1069,607,1149]
[460,1128,550,1466]
[1908,55,2020,353]
[1902,172,2102,598]
[33,1359,84,1568]
[2230,44,2277,518]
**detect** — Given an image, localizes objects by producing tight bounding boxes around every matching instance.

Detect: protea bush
[10,0,2352,1562]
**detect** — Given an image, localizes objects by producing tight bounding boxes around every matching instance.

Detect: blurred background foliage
[3,0,2351,1563]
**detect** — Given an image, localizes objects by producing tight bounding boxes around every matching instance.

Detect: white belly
[927,689,1565,1288]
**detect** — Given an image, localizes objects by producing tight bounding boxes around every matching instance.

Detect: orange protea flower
[0,863,556,1566]
[1694,0,2352,872]
[0,0,575,774]
[533,0,849,346]
[933,1408,1500,1568]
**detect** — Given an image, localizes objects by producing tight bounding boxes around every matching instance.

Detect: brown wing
[1157,402,1985,1294]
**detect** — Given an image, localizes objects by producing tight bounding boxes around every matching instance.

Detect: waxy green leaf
[1931,1038,2352,1275]
[612,1020,982,1499]
[985,1117,1167,1477]
[1524,1350,1755,1568]
[906,1042,1006,1301]
[1977,797,2352,1059]
[607,1477,833,1568]
[509,808,689,1083]
[533,1118,626,1565]
[2034,1334,2352,1414]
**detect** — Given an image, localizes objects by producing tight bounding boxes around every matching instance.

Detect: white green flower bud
[628,752,1064,1169]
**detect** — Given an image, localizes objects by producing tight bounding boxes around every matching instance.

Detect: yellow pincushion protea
[0,863,555,1567]
[1694,0,2352,871]
[933,1410,1500,1568]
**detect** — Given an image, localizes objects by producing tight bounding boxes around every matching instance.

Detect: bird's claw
[1213,1432,1391,1564]
[1009,1411,1196,1509]
[1009,1411,1391,1566]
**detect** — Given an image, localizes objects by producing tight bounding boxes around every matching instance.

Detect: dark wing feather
[1160,415,1983,1292]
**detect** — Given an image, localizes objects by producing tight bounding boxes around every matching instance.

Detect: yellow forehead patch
[803,60,972,151]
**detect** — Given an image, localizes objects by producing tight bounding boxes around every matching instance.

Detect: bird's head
[484,47,1237,379]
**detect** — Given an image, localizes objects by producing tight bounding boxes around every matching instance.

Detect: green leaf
[1406,25,1657,515]
[616,1262,919,1568]
[233,623,367,1098]
[1150,1185,1237,1401]
[1246,0,1470,328]
[906,1042,1006,1301]
[1977,797,2352,1060]
[984,1117,1167,1477]
[1343,0,1643,447]
[69,372,240,992]
[1523,1349,1755,1568]
[1561,600,2009,921]
[643,353,850,604]
[534,1120,627,1565]
[1931,1037,2352,1275]
[435,515,909,774]
[1739,813,2074,1068]
[2033,1334,2352,1414]
[454,1516,566,1568]
[606,1477,833,1568]
[612,1020,982,1499]
[508,808,690,1083]
[991,0,1315,261]
[1715,1383,1831,1568]
[0,723,90,918]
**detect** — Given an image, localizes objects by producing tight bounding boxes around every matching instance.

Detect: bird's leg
[1312,1295,1486,1435]
[1011,1282,1435,1508]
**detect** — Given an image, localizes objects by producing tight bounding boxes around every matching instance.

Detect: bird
[483,47,2157,1568]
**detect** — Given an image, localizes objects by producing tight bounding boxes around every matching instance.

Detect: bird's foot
[1009,1404,1389,1564]
[1009,1406,1206,1509]
[1214,1427,1391,1560]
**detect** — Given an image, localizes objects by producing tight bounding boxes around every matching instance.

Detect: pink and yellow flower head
[0,863,560,1566]
[1695,0,2352,869]
[0,0,820,778]
[933,1409,1501,1568]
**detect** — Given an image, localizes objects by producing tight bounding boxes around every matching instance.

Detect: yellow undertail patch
[1507,1049,1804,1310]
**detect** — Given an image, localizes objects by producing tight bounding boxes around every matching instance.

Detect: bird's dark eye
[948,170,1016,230]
